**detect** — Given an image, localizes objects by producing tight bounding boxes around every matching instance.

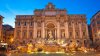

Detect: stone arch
[45,22,57,40]
[46,23,55,28]
[45,21,57,27]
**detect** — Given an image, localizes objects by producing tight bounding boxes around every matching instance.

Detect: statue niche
[37,30,41,38]
[48,30,53,40]
[61,29,65,38]
[46,23,55,40]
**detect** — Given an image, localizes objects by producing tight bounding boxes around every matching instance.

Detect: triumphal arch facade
[14,3,89,47]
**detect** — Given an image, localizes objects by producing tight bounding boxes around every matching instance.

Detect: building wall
[90,11,100,43]
[2,25,14,43]
[0,15,3,41]
[14,3,89,47]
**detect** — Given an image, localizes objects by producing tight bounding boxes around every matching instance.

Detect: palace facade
[2,25,14,43]
[90,11,100,45]
[14,3,89,47]
[0,15,3,41]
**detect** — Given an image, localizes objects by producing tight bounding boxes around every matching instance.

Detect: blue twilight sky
[0,0,100,28]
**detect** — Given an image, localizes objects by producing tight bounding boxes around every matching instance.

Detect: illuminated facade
[14,3,89,47]
[90,11,100,43]
[0,15,3,41]
[2,25,14,43]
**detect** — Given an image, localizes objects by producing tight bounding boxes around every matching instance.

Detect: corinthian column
[86,24,89,39]
[57,21,60,39]
[72,22,75,39]
[42,22,45,38]
[79,23,82,38]
[65,22,69,39]
[27,21,29,38]
[21,22,23,39]
[55,29,57,39]
[34,21,37,38]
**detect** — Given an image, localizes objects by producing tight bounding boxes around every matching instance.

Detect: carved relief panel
[60,18,66,27]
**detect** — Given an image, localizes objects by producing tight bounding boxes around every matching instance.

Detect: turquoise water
[11,52,100,56]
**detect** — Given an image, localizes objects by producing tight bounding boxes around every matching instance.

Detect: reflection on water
[10,52,100,56]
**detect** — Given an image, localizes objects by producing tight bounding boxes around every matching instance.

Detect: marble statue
[62,32,65,38]
[48,30,53,39]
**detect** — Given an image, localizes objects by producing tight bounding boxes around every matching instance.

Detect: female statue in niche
[62,31,65,38]
[48,30,53,39]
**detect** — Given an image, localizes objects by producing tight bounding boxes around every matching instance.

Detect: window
[76,22,78,25]
[97,21,100,24]
[97,16,100,18]
[24,22,27,26]
[77,40,79,42]
[18,22,20,26]
[68,22,72,27]
[92,23,95,27]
